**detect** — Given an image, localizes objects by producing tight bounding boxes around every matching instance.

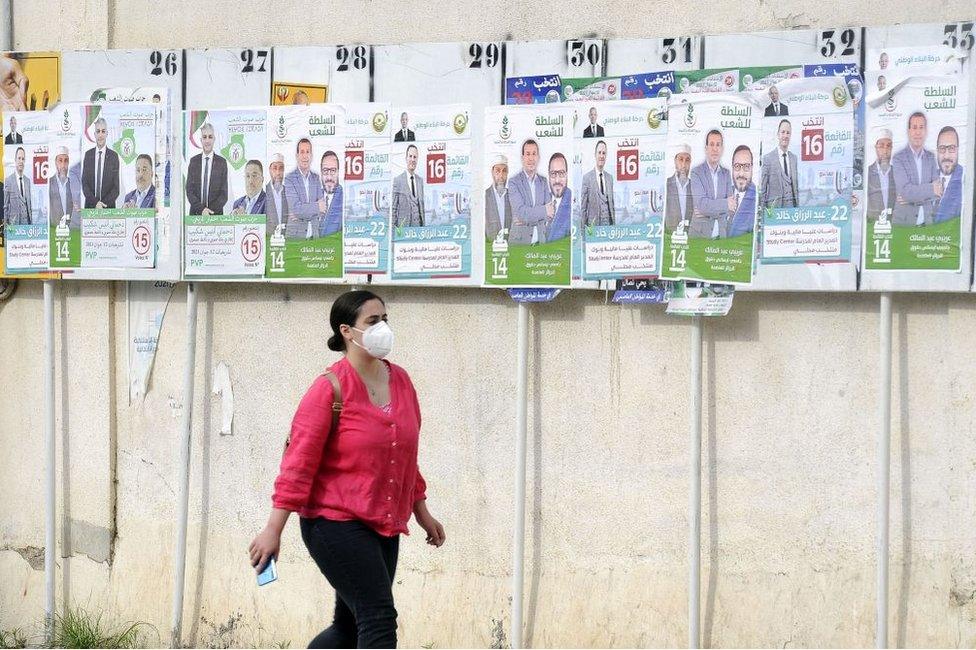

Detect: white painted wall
[2,1,976,647]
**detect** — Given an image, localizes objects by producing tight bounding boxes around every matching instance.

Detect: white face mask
[351,321,394,359]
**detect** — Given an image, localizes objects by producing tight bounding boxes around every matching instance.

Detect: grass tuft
[52,607,153,649]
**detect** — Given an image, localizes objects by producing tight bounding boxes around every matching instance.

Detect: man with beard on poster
[933,125,963,224]
[727,145,757,237]
[866,128,896,222]
[544,152,571,242]
[665,144,694,231]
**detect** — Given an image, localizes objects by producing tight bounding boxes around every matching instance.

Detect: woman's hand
[414,500,446,547]
[250,508,290,571]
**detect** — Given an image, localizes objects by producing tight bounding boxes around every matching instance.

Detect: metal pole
[512,301,529,649]
[689,315,702,649]
[43,280,56,644]
[171,283,199,648]
[877,292,892,648]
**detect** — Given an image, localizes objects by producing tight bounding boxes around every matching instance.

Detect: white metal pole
[171,283,199,648]
[512,301,529,649]
[43,280,56,644]
[877,292,892,649]
[689,315,702,649]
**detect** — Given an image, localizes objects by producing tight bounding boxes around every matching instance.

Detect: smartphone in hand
[257,557,278,586]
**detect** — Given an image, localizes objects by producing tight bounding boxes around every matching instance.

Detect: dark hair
[907,111,926,127]
[594,139,606,153]
[327,290,385,352]
[245,158,263,172]
[136,153,153,166]
[548,152,567,170]
[705,129,723,145]
[521,139,538,155]
[321,150,339,165]
[296,137,312,153]
[778,119,791,130]
[732,144,752,161]
[938,125,958,141]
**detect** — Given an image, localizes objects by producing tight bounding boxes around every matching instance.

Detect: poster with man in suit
[342,104,391,276]
[183,109,266,278]
[574,98,667,281]
[863,63,968,271]
[49,102,157,270]
[484,104,574,287]
[661,94,760,284]
[3,111,51,272]
[756,76,855,264]
[390,104,471,282]
[265,104,346,279]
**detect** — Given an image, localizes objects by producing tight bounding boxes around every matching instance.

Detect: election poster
[754,76,856,264]
[343,103,391,276]
[862,65,968,271]
[49,103,157,269]
[272,82,328,106]
[661,94,762,284]
[574,98,668,280]
[265,104,346,279]
[389,104,472,281]
[562,76,621,102]
[675,68,740,95]
[484,104,574,287]
[3,111,50,273]
[1,50,60,278]
[182,109,266,278]
[506,75,563,104]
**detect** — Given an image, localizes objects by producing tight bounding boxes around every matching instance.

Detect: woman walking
[249,290,445,648]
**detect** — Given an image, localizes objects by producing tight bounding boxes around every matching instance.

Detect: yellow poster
[271,82,328,105]
[1,50,61,278]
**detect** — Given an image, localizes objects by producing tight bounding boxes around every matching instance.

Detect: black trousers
[300,517,400,649]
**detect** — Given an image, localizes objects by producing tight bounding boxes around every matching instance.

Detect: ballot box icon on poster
[270,224,286,249]
[56,216,71,240]
[875,209,892,234]
[672,220,689,246]
[492,229,509,255]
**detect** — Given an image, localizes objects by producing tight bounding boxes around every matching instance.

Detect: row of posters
[0,35,972,289]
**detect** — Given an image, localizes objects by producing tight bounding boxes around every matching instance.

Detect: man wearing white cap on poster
[665,143,694,231]
[866,127,896,222]
[49,145,80,227]
[265,152,288,236]
[484,153,512,241]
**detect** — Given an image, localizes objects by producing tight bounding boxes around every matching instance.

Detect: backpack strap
[283,371,343,456]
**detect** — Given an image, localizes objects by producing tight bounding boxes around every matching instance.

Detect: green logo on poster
[683,103,696,128]
[372,112,388,134]
[500,115,511,139]
[276,114,287,139]
[113,128,138,164]
[61,109,72,133]
[453,113,469,135]
[221,133,247,170]
[832,84,848,108]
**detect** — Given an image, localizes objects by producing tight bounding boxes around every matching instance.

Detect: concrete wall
[3,1,976,647]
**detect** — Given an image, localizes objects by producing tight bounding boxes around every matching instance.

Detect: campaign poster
[390,104,472,281]
[862,67,968,271]
[183,109,267,277]
[90,87,176,269]
[619,72,677,101]
[271,82,328,106]
[49,103,157,269]
[660,94,761,284]
[574,98,667,280]
[265,104,346,279]
[3,111,50,272]
[343,103,391,275]
[1,50,60,278]
[675,68,740,95]
[562,76,621,102]
[505,75,563,104]
[755,76,856,264]
[484,104,574,287]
